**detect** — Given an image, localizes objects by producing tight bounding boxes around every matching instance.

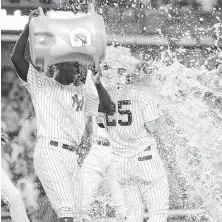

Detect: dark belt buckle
[50,140,58,147]
[138,155,152,161]
[103,141,110,146]
[97,141,102,145]
[62,144,76,152]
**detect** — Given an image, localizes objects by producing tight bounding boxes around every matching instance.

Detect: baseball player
[1,134,30,222]
[81,114,127,221]
[78,70,127,221]
[99,62,169,222]
[11,9,112,222]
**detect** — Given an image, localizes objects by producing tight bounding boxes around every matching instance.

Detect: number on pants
[106,100,132,126]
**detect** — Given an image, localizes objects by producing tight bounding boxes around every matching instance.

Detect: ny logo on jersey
[72,94,84,111]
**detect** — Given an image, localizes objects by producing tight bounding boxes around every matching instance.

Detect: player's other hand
[28,9,40,24]
[90,66,101,85]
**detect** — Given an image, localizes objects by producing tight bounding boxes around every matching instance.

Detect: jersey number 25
[106,100,132,126]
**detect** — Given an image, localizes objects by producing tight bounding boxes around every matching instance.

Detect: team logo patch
[72,94,84,111]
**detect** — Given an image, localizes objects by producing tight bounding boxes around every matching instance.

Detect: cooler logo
[70,27,93,47]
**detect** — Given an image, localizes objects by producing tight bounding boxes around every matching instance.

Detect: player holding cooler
[99,58,169,222]
[11,7,112,222]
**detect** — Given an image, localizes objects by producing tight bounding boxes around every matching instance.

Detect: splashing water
[145,57,222,221]
[92,45,222,222]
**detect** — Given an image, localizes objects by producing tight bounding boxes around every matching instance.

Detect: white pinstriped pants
[81,143,127,219]
[34,138,82,221]
[1,169,30,222]
[113,144,169,222]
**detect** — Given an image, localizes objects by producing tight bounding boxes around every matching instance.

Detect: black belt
[50,140,77,152]
[138,146,152,161]
[96,140,110,146]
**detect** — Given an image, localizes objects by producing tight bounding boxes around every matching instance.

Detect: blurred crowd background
[1,0,222,221]
[2,0,222,37]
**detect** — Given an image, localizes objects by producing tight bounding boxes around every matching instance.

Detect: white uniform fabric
[21,63,99,145]
[81,72,127,218]
[113,144,169,222]
[104,84,161,158]
[1,168,30,222]
[34,138,82,219]
[19,63,99,219]
[81,124,127,219]
[103,83,169,221]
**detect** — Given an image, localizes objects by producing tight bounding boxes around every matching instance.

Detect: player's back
[105,83,159,158]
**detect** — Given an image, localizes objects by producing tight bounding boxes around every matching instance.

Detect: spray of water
[84,44,222,222]
[145,56,222,221]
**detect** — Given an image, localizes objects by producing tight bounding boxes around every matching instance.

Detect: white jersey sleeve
[19,62,47,95]
[139,89,160,122]
[85,92,99,116]
[84,71,99,116]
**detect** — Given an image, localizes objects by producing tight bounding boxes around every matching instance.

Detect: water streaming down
[91,45,222,222]
[144,55,222,221]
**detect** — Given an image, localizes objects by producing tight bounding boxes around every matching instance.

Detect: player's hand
[28,9,40,24]
[90,66,101,85]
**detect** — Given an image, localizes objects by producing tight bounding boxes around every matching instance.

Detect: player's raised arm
[11,9,40,82]
[91,67,113,113]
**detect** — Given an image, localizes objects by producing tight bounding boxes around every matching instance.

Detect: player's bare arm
[77,115,93,166]
[91,67,113,113]
[11,9,40,81]
[145,118,160,134]
[82,115,93,140]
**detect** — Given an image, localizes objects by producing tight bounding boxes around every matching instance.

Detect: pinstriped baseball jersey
[103,83,160,158]
[20,63,99,145]
[81,117,127,219]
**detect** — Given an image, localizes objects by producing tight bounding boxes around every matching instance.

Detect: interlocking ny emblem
[72,94,84,111]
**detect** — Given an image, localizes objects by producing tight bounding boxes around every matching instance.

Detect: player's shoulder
[136,85,159,105]
[135,85,152,98]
